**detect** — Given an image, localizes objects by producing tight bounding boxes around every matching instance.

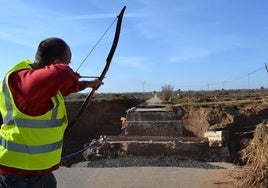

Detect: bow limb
[65,6,126,134]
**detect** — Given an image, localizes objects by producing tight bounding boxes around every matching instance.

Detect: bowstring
[75,17,117,72]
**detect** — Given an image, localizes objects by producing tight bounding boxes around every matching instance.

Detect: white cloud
[72,14,116,20]
[168,48,212,63]
[72,12,144,20]
[117,56,148,70]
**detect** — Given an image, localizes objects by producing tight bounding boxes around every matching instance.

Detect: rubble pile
[82,136,126,161]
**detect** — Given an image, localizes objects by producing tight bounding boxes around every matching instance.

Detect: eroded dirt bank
[62,97,268,165]
[62,99,141,165]
[181,98,268,161]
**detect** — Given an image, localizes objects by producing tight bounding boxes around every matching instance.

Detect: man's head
[34,37,71,67]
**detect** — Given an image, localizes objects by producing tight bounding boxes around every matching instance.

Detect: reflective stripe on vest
[2,76,64,128]
[0,135,62,154]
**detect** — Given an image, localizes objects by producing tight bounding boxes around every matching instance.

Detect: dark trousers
[0,173,56,188]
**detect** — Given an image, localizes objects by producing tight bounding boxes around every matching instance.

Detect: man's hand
[78,79,103,91]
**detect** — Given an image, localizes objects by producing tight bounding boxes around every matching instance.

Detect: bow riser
[65,6,126,134]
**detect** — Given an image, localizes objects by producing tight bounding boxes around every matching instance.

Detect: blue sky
[1,0,268,93]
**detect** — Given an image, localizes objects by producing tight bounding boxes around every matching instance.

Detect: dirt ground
[63,89,268,164]
[179,90,268,162]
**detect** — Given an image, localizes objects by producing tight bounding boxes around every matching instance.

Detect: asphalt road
[54,163,237,188]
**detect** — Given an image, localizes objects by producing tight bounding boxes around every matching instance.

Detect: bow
[65,6,126,134]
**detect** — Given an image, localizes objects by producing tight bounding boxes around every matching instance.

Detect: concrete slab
[104,136,209,159]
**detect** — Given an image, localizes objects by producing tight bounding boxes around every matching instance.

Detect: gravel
[71,155,228,169]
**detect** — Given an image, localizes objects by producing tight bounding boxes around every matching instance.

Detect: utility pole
[142,81,145,93]
[247,63,267,89]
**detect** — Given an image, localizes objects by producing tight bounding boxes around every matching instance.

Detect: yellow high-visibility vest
[0,59,68,170]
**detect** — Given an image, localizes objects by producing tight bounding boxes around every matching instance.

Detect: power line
[248,63,267,89]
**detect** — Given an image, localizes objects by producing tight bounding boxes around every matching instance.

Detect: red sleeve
[9,64,79,115]
[14,64,79,97]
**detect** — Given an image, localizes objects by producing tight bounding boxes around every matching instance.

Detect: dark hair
[35,37,69,66]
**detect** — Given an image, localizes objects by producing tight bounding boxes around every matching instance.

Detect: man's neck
[31,62,45,70]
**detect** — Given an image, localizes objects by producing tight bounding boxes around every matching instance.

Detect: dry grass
[238,122,268,188]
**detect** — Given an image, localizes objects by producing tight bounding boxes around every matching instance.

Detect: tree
[161,84,174,102]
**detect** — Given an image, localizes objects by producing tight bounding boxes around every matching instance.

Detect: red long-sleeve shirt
[0,63,79,175]
[9,63,79,116]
